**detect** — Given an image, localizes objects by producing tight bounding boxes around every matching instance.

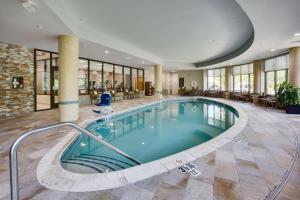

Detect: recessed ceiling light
[141,61,145,64]
[270,48,276,52]
[105,50,109,54]
[294,33,300,37]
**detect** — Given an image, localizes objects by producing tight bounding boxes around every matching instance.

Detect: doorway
[35,50,59,111]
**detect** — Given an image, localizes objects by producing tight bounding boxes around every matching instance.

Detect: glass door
[36,51,51,110]
[51,66,59,108]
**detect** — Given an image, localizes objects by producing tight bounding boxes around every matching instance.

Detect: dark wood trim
[33,49,37,112]
[122,66,124,90]
[50,53,54,108]
[101,62,104,91]
[113,64,115,90]
[87,60,90,94]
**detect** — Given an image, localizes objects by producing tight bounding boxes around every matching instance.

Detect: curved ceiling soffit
[195,2,255,68]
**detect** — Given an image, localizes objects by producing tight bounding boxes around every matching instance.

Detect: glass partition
[35,49,145,111]
[124,67,131,91]
[132,68,138,91]
[103,63,114,91]
[36,51,51,110]
[89,61,102,92]
[79,59,89,95]
[52,53,59,106]
[137,69,144,91]
[114,65,123,92]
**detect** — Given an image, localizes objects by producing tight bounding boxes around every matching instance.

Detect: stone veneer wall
[0,42,34,118]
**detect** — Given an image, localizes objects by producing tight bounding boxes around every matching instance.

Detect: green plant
[276,81,300,107]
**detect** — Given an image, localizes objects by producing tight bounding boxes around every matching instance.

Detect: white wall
[177,70,204,90]
[162,72,170,94]
[170,72,179,94]
[144,68,155,83]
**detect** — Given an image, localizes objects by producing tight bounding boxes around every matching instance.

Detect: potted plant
[276,81,300,114]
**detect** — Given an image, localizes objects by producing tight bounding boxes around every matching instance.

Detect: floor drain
[231,137,242,143]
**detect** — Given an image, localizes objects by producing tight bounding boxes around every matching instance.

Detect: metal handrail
[9,122,141,200]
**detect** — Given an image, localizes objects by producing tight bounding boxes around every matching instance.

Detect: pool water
[61,99,238,173]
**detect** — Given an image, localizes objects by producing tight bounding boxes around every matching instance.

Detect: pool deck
[0,96,300,200]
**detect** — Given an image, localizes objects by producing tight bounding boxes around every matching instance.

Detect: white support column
[58,35,79,122]
[289,47,300,87]
[154,64,162,98]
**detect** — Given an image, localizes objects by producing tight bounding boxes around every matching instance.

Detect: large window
[89,61,102,92]
[124,67,131,90]
[265,54,289,95]
[132,68,138,91]
[35,49,145,110]
[207,68,225,91]
[103,63,114,91]
[79,59,89,95]
[137,69,144,91]
[114,65,123,92]
[233,64,253,92]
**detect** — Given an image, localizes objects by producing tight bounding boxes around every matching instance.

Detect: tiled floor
[0,96,299,200]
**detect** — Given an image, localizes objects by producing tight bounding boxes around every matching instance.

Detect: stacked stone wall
[0,42,34,118]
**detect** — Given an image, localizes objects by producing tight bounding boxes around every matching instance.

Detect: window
[132,68,138,91]
[89,61,102,92]
[137,69,144,91]
[179,78,184,88]
[266,71,275,95]
[103,63,114,91]
[35,49,145,111]
[233,64,253,92]
[78,59,89,95]
[265,55,289,95]
[124,67,131,90]
[114,65,123,92]
[207,68,225,91]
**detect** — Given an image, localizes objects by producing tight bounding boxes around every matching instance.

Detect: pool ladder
[9,122,141,200]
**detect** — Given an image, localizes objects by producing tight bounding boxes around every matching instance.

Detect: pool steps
[62,154,139,173]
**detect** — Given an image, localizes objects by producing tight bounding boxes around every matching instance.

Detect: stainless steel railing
[9,122,141,200]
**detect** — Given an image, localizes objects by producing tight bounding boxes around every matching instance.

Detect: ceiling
[1,0,300,71]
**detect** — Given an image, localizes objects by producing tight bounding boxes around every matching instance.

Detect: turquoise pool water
[61,99,238,173]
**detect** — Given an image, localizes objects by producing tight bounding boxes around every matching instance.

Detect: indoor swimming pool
[61,99,238,173]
